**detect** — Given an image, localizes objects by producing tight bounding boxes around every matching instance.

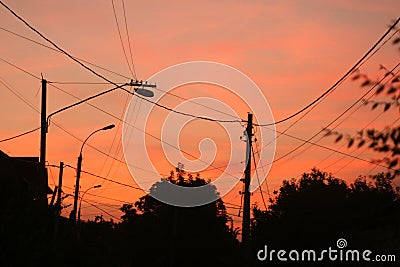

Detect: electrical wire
[253,138,271,197]
[121,0,137,78]
[254,17,400,126]
[257,62,400,171]
[0,56,40,80]
[1,3,398,128]
[317,111,386,171]
[2,60,393,183]
[283,67,400,166]
[81,199,122,222]
[0,74,170,179]
[0,26,130,80]
[0,26,243,123]
[64,163,145,191]
[131,91,244,123]
[332,116,400,176]
[111,0,135,79]
[0,0,120,86]
[251,144,267,210]
[0,127,40,142]
[263,125,397,171]
[259,28,400,151]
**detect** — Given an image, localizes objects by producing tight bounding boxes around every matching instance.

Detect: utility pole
[40,78,48,206]
[71,154,83,223]
[54,162,64,239]
[56,161,64,214]
[242,113,253,261]
[41,80,154,209]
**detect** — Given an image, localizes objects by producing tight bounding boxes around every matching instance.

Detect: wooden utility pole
[54,162,64,239]
[40,78,48,206]
[242,113,253,260]
[56,162,64,213]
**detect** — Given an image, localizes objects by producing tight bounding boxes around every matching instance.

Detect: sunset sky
[0,0,399,221]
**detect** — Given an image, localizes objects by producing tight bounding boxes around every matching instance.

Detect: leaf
[393,37,400,44]
[348,138,354,148]
[323,130,332,137]
[384,103,391,112]
[335,134,343,143]
[358,139,366,148]
[392,76,399,83]
[369,141,377,148]
[379,145,389,152]
[352,74,360,80]
[372,103,379,110]
[389,158,398,169]
[376,84,385,95]
[361,80,371,87]
[387,86,397,95]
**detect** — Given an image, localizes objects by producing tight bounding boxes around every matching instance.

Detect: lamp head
[101,124,115,131]
[135,88,154,98]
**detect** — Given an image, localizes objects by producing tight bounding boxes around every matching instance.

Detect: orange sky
[1,0,399,221]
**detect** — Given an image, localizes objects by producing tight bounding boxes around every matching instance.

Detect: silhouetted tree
[117,167,240,267]
[251,168,400,266]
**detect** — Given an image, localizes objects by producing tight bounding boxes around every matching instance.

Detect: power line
[111,0,135,79]
[56,171,241,211]
[64,163,144,191]
[0,56,40,80]
[316,111,385,171]
[262,124,397,171]
[131,91,244,123]
[48,81,126,85]
[0,0,120,86]
[0,127,40,142]
[330,116,400,176]
[121,0,137,78]
[262,27,400,148]
[251,144,267,210]
[0,74,169,179]
[224,201,242,208]
[0,26,244,122]
[3,59,393,182]
[5,0,396,184]
[253,138,271,197]
[257,62,400,171]
[283,67,400,165]
[81,199,122,222]
[153,86,243,120]
[255,17,400,127]
[0,27,131,80]
[84,191,134,204]
[51,177,135,205]
[125,16,399,125]
[1,8,398,129]
[97,92,141,189]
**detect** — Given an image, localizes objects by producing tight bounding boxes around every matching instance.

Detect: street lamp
[70,124,115,223]
[78,184,101,223]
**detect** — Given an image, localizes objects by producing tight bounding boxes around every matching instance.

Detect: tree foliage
[116,167,240,267]
[251,168,400,266]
